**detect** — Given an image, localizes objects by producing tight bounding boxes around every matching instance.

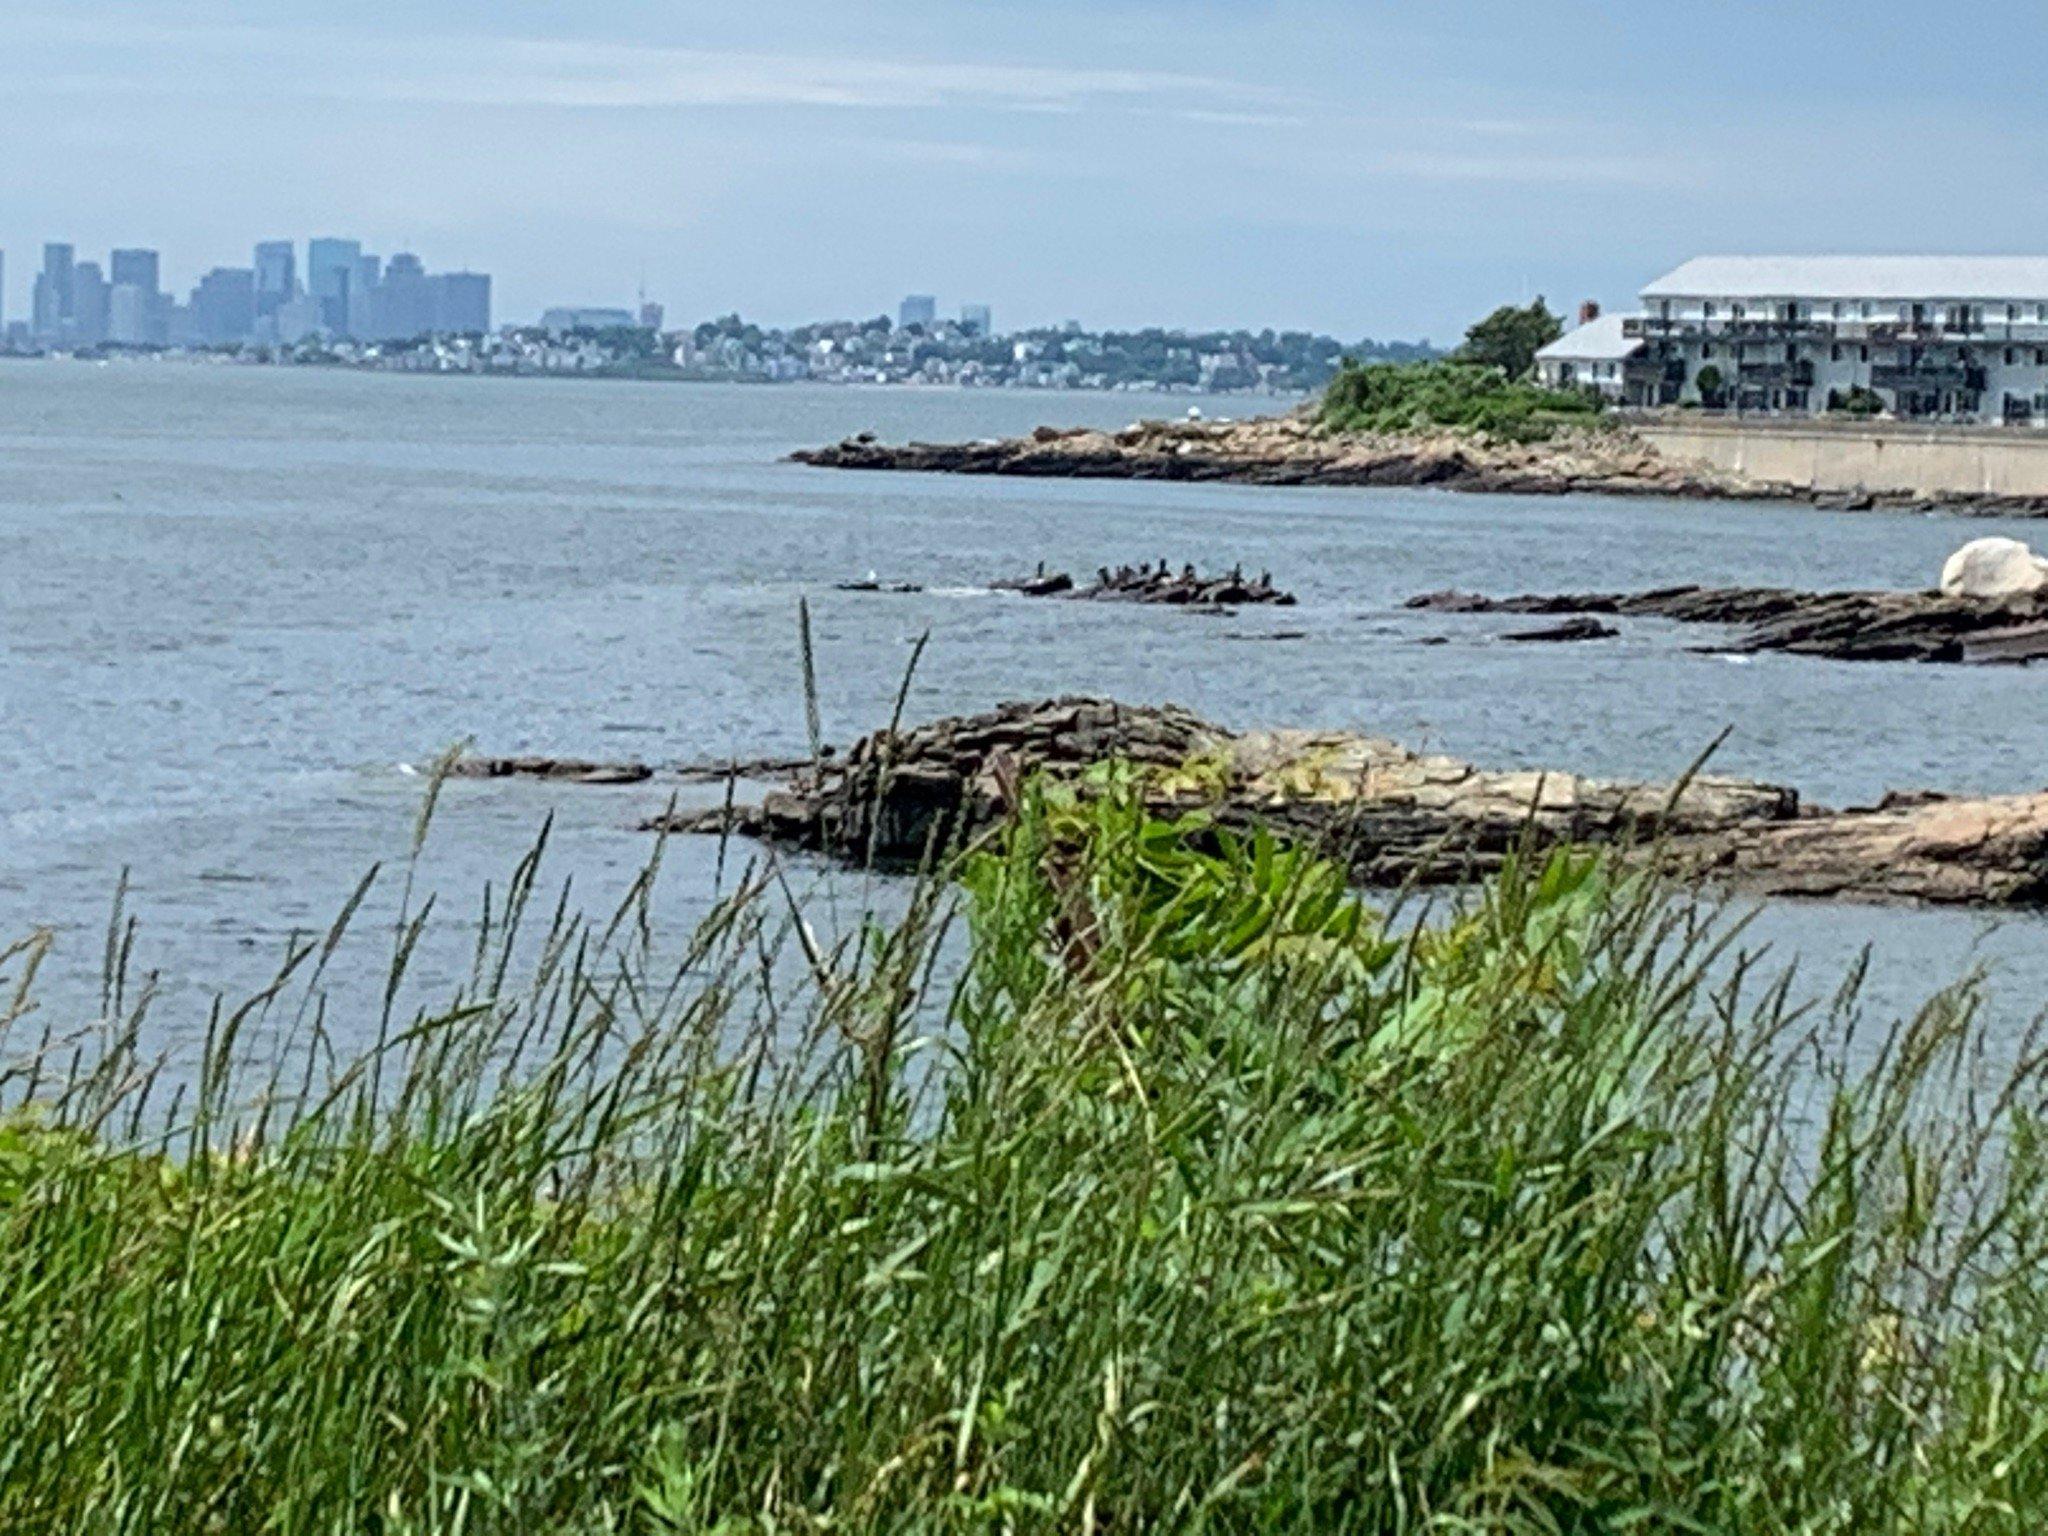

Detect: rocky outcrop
[646,697,2048,906]
[793,415,1785,502]
[1406,585,2048,664]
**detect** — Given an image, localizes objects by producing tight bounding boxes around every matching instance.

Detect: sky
[8,1,2048,340]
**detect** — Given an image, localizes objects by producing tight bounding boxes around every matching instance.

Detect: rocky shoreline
[1408,584,2048,664]
[794,414,2048,514]
[651,697,2048,908]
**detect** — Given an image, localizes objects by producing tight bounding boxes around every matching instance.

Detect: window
[2011,305,2021,323]
[1832,301,1845,320]
[1863,302,1876,319]
[1861,346,1870,363]
[1703,301,1716,319]
[2009,348,2020,366]
[1703,343,1715,359]
[1732,303,1746,320]
[1832,344,1843,362]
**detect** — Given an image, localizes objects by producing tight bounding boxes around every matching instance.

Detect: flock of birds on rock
[837,560,1295,608]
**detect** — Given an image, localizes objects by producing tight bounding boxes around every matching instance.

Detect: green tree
[1456,298,1564,379]
[1695,364,1725,406]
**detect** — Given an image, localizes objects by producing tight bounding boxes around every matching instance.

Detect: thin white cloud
[9,14,1279,117]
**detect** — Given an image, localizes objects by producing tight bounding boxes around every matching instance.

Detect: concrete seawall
[1639,418,2048,501]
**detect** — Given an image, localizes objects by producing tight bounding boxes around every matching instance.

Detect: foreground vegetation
[1320,357,1606,442]
[2,772,2046,1532]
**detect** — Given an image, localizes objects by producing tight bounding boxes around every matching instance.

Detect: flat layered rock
[652,697,2048,905]
[1407,585,2048,664]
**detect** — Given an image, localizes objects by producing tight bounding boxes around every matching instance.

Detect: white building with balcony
[1622,257,2048,423]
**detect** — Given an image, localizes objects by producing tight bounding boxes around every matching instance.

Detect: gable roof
[1536,312,1643,363]
[1642,256,2048,302]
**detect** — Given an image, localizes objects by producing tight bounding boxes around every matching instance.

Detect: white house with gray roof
[1621,257,2048,423]
[1535,312,1644,400]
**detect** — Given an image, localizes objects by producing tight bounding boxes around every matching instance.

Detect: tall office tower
[108,284,152,345]
[307,238,362,331]
[369,252,432,341]
[638,300,664,332]
[346,253,382,336]
[33,243,75,340]
[253,240,296,319]
[434,271,492,335]
[191,267,256,345]
[110,248,160,296]
[960,303,992,337]
[899,294,937,329]
[71,262,109,346]
[108,249,163,345]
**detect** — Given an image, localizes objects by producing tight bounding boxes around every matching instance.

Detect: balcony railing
[1872,366,1985,392]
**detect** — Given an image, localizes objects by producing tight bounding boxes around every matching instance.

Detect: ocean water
[4,360,2045,1066]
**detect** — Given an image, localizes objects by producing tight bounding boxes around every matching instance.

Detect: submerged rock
[451,755,652,785]
[1501,617,1619,643]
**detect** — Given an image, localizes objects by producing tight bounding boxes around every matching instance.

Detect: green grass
[1320,359,1607,443]
[1,771,2045,1532]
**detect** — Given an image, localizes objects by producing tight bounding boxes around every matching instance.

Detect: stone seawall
[1639,419,2048,505]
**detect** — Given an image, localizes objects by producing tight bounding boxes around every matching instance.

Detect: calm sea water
[4,360,2045,1062]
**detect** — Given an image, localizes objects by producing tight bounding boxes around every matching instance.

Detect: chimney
[1578,299,1602,327]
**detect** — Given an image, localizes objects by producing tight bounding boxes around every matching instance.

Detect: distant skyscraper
[899,294,937,329]
[366,252,433,341]
[347,254,382,335]
[638,300,664,332]
[71,262,109,346]
[109,284,153,346]
[435,272,492,335]
[191,267,256,345]
[110,249,159,296]
[274,292,325,345]
[0,251,6,332]
[307,238,361,331]
[254,241,296,319]
[33,243,75,341]
[960,303,992,337]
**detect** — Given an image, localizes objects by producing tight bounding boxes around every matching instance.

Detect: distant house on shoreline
[1536,312,1643,401]
[1619,257,2048,424]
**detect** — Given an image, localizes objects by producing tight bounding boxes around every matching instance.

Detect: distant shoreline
[0,351,1312,399]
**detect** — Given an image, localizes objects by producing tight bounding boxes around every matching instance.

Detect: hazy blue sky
[8,2,2048,338]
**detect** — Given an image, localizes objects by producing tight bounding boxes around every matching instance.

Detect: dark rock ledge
[647,697,2048,907]
[1407,585,2048,664]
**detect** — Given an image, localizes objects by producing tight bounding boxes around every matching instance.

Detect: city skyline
[8,235,490,349]
[16,3,2048,341]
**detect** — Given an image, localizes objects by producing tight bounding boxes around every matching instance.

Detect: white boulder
[1939,537,2048,599]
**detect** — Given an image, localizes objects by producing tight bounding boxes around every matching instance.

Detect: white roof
[1536,312,1643,363]
[1643,256,2048,302]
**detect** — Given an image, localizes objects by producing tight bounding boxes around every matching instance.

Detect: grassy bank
[2,774,2045,1531]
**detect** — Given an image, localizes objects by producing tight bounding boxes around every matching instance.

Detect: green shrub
[1319,359,1605,442]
